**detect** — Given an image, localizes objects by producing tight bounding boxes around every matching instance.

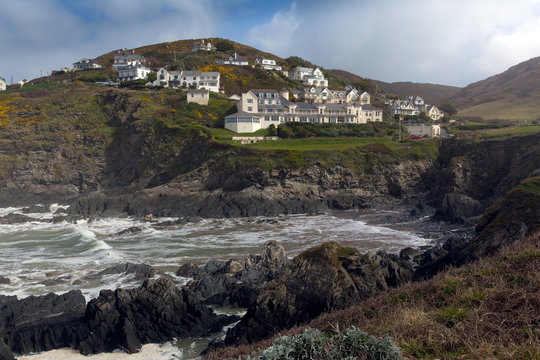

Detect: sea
[0,204,431,360]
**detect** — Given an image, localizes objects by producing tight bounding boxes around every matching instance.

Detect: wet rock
[21,204,50,214]
[224,242,413,346]
[114,226,143,236]
[0,338,14,360]
[0,290,87,354]
[86,262,159,281]
[182,240,288,308]
[0,213,37,224]
[0,276,10,285]
[77,277,236,355]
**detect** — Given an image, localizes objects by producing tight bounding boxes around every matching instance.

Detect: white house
[113,49,145,69]
[73,58,102,71]
[187,89,209,105]
[217,52,249,66]
[155,68,220,92]
[116,63,152,82]
[389,100,421,117]
[255,58,282,71]
[291,67,328,87]
[425,105,444,121]
[224,88,383,133]
[406,124,441,137]
[192,39,216,52]
[0,77,6,91]
[406,95,425,107]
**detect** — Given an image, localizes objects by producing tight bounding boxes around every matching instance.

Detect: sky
[2,0,540,87]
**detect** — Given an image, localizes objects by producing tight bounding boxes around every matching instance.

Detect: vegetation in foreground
[207,231,540,360]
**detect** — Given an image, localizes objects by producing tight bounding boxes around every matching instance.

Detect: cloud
[245,0,540,86]
[0,0,221,82]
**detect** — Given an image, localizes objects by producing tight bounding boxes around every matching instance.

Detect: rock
[114,226,143,236]
[77,277,236,355]
[182,241,289,308]
[176,263,202,278]
[435,192,486,224]
[0,338,14,360]
[21,204,50,214]
[0,291,87,355]
[0,276,10,285]
[86,263,159,281]
[0,213,37,224]
[223,242,413,346]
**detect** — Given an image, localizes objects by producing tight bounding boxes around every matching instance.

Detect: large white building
[225,89,383,133]
[216,52,249,66]
[116,63,152,82]
[291,67,328,87]
[0,77,6,91]
[113,49,145,69]
[155,68,220,92]
[73,58,102,71]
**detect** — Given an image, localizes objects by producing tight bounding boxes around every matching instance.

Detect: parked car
[409,135,422,139]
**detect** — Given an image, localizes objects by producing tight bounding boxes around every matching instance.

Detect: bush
[245,327,402,360]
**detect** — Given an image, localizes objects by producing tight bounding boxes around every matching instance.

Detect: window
[247,106,253,112]
[272,116,279,121]
[267,109,273,113]
[247,99,253,103]
[264,116,270,121]
[191,94,194,98]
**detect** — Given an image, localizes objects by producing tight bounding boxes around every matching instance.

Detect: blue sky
[2,0,540,87]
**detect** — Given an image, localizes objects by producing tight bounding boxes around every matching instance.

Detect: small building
[425,105,444,121]
[0,77,6,91]
[216,52,249,66]
[187,89,209,105]
[224,111,262,133]
[291,66,328,87]
[406,124,441,137]
[116,63,152,82]
[113,48,145,69]
[192,39,216,52]
[73,58,102,71]
[255,58,282,71]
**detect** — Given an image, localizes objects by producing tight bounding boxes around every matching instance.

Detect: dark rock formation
[0,291,87,354]
[180,240,288,307]
[0,276,9,285]
[85,262,159,282]
[224,242,413,346]
[416,176,540,278]
[0,338,14,360]
[78,277,235,354]
[114,226,143,236]
[0,277,238,357]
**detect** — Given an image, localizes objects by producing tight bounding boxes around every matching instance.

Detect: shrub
[245,327,402,360]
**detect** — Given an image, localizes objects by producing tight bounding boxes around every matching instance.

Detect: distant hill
[450,56,540,121]
[374,81,461,106]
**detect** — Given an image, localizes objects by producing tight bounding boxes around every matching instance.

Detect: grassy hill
[374,81,461,106]
[450,56,540,122]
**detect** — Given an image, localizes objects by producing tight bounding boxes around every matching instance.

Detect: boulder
[87,263,159,281]
[77,276,236,354]
[181,240,289,308]
[224,242,413,346]
[435,192,486,224]
[0,276,10,285]
[0,291,87,354]
[0,339,14,360]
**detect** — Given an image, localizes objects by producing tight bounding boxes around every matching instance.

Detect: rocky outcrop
[0,339,14,360]
[224,242,413,346]
[78,277,235,354]
[0,291,87,354]
[416,176,540,278]
[179,240,288,307]
[0,277,9,285]
[0,277,238,357]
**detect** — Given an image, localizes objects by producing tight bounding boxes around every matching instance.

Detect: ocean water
[0,204,431,359]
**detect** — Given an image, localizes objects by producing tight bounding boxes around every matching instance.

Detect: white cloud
[245,0,540,86]
[0,0,220,82]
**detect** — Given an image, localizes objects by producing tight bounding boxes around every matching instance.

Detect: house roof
[362,105,382,111]
[296,66,313,73]
[226,111,262,119]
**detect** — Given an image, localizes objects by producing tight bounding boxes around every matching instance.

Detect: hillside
[450,56,540,121]
[374,80,461,105]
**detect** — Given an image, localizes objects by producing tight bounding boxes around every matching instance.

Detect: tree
[439,102,457,116]
[216,40,234,53]
[277,125,292,138]
[268,124,277,136]
[147,71,157,83]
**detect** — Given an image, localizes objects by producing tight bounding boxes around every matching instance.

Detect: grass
[481,125,540,138]
[205,231,540,360]
[234,137,396,151]
[457,98,540,122]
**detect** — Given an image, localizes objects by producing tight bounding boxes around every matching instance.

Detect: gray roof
[226,111,261,119]
[182,71,201,76]
[187,89,209,94]
[362,105,381,111]
[295,103,317,110]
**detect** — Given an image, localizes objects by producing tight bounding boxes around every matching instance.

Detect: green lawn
[234,136,399,150]
[481,125,540,138]
[209,128,270,137]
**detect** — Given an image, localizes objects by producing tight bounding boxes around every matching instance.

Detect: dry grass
[206,232,540,359]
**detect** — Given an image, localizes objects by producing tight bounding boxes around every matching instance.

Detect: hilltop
[375,81,461,106]
[450,56,540,121]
